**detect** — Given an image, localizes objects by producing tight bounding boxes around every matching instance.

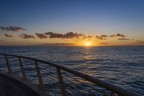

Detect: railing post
[18,57,27,80]
[111,92,117,96]
[56,67,66,96]
[34,60,44,90]
[4,55,12,74]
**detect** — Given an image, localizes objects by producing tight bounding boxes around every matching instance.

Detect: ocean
[0,46,144,95]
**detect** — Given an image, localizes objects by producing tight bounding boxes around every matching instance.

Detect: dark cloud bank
[0,26,26,32]
[19,34,35,39]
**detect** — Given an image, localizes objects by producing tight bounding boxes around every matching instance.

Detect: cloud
[109,35,115,37]
[95,33,126,40]
[95,36,104,40]
[101,34,108,38]
[116,33,126,37]
[65,32,84,38]
[44,32,84,39]
[87,36,93,39]
[35,33,47,39]
[82,36,93,40]
[4,33,13,37]
[44,32,64,38]
[42,43,74,46]
[19,34,35,39]
[136,40,144,44]
[0,26,26,32]
[110,33,126,37]
[99,42,109,45]
[118,38,129,40]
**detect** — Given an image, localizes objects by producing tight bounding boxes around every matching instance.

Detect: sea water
[0,46,144,95]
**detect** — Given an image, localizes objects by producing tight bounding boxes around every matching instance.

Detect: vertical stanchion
[4,54,12,74]
[111,92,117,96]
[34,60,44,90]
[56,67,66,96]
[18,57,27,80]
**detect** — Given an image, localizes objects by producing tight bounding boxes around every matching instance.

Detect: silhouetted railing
[0,54,141,96]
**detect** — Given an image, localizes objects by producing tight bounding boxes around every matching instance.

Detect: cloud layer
[44,32,84,39]
[0,26,26,32]
[17,32,129,42]
[35,33,47,39]
[110,33,126,37]
[19,34,35,39]
[118,38,129,40]
[136,40,144,44]
[4,33,13,37]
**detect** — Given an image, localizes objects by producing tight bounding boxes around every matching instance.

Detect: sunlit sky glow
[0,0,144,46]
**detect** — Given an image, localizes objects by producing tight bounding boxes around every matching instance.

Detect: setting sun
[85,41,93,46]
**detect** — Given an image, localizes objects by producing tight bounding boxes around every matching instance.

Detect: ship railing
[0,54,141,96]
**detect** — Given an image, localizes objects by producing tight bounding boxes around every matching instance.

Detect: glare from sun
[85,41,92,46]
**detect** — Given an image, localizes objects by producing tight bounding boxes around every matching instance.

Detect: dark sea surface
[0,46,144,95]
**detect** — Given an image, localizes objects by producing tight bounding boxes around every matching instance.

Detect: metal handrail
[0,53,141,96]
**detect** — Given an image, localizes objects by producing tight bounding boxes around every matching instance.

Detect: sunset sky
[0,0,144,46]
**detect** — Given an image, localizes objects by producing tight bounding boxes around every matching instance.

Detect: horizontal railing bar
[0,53,141,96]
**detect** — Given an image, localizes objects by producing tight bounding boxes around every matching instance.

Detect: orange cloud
[118,38,129,40]
[99,42,109,45]
[136,40,144,44]
[19,34,35,39]
[4,33,13,37]
[35,33,47,39]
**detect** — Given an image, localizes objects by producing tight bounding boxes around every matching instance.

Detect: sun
[85,41,92,46]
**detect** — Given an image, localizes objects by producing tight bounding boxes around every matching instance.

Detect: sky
[0,0,144,46]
